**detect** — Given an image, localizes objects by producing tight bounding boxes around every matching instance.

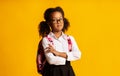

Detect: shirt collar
[49,32,67,40]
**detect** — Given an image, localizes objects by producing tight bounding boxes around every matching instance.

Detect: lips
[57,24,61,27]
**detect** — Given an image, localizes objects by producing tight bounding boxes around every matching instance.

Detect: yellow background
[0,0,120,76]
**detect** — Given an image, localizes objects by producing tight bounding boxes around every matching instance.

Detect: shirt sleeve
[66,36,82,61]
[42,37,66,65]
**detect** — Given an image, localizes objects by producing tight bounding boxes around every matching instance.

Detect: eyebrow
[51,16,63,19]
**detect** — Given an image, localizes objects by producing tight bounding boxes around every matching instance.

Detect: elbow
[73,51,82,61]
[74,56,81,60]
[79,51,82,59]
[77,51,82,60]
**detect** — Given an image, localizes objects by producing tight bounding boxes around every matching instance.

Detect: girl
[38,6,81,76]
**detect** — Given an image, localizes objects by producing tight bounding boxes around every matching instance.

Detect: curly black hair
[38,6,70,37]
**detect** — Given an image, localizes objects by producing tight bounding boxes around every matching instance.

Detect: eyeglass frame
[50,17,64,24]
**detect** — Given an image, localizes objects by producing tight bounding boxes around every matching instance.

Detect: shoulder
[69,35,74,39]
[42,35,53,43]
[67,35,77,43]
[41,36,48,44]
[67,35,75,40]
[63,33,73,38]
[63,34,75,41]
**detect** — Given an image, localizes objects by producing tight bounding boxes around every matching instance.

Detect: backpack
[36,35,72,74]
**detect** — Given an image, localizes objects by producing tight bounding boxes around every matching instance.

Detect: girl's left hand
[46,44,56,53]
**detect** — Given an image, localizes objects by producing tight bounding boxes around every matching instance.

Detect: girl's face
[49,11,64,32]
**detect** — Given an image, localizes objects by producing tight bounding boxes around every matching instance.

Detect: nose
[56,19,61,23]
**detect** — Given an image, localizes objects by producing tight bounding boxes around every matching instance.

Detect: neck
[52,31,62,38]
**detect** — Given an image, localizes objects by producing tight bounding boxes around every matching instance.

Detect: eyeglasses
[50,18,63,24]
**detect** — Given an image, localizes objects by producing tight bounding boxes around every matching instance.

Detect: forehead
[50,11,63,18]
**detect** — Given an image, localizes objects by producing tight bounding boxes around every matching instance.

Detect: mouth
[57,24,61,27]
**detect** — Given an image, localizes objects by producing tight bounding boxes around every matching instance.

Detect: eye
[59,18,63,21]
[51,19,56,21]
[50,17,63,23]
[50,19,56,23]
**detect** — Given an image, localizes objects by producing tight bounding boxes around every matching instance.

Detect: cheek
[50,24,56,30]
[62,23,64,28]
[50,22,64,30]
[62,24,64,28]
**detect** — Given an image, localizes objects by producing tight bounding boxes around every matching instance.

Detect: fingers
[45,47,50,50]
[48,44,52,47]
[45,44,52,49]
[45,49,50,53]
[45,47,50,53]
[45,44,54,53]
[48,44,53,50]
[45,45,51,51]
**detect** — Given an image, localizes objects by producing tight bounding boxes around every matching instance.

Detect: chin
[55,29,62,32]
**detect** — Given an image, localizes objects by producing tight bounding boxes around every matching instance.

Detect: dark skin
[46,11,67,59]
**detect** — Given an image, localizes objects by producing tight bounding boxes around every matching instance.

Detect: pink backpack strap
[67,35,72,52]
[46,36,54,45]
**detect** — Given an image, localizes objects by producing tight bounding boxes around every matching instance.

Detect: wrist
[53,50,59,56]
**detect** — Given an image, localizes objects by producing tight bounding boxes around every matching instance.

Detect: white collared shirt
[42,32,81,65]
